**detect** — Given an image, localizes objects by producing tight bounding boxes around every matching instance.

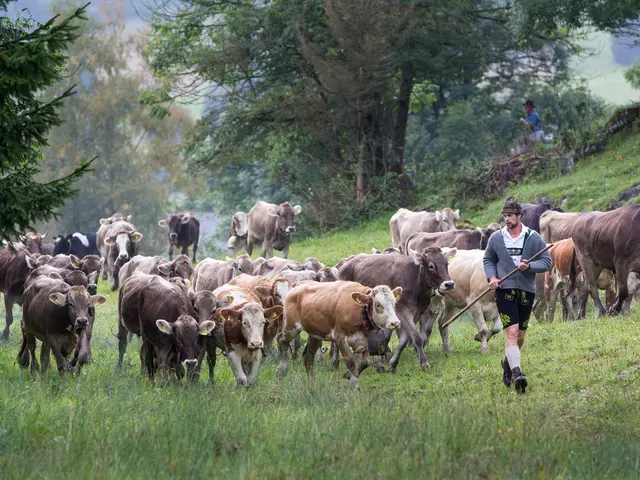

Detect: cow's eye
[375,302,382,309]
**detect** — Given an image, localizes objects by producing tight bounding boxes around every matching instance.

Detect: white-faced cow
[102,220,143,291]
[279,281,402,388]
[337,247,456,371]
[97,213,132,281]
[158,213,200,263]
[245,201,302,259]
[389,207,460,252]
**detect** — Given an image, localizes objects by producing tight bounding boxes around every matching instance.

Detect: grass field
[2,130,640,479]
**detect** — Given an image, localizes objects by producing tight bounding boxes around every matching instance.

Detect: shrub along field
[1,131,640,478]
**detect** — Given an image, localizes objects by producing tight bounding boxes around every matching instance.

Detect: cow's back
[540,211,580,242]
[22,278,72,335]
[138,278,192,345]
[247,201,276,242]
[194,259,232,292]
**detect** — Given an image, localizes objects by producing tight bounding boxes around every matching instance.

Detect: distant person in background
[520,100,544,147]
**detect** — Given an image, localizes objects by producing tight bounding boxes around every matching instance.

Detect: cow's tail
[16,335,29,368]
[565,246,578,298]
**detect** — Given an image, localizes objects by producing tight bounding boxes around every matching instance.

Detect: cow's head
[218,303,283,350]
[104,231,143,263]
[36,255,52,267]
[168,276,191,293]
[319,267,339,282]
[156,315,215,374]
[225,254,253,275]
[409,246,457,293]
[228,212,249,251]
[158,254,193,280]
[434,208,459,232]
[80,255,104,278]
[268,202,302,234]
[21,232,46,254]
[49,285,106,329]
[193,291,218,324]
[351,285,402,330]
[477,223,501,250]
[100,213,130,226]
[158,213,191,244]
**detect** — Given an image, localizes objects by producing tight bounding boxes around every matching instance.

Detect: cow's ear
[87,271,98,284]
[49,292,67,306]
[69,254,81,268]
[99,218,110,226]
[435,210,442,221]
[91,294,107,307]
[104,236,116,246]
[41,232,47,239]
[293,205,302,215]
[198,320,216,336]
[25,255,37,269]
[156,319,173,335]
[454,209,460,219]
[181,214,191,224]
[391,286,403,302]
[157,264,171,276]
[132,232,143,242]
[158,219,168,228]
[217,308,240,323]
[225,256,235,266]
[264,306,283,324]
[256,285,272,298]
[441,247,457,260]
[351,292,371,305]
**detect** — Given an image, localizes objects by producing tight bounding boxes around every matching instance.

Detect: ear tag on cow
[354,297,362,304]
[158,324,171,334]
[225,295,233,303]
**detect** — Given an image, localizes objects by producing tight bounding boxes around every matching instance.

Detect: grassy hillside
[291,129,640,265]
[1,130,640,478]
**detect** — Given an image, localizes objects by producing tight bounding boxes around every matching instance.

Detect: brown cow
[0,248,36,340]
[102,220,143,291]
[19,276,105,375]
[119,254,192,286]
[428,250,501,354]
[389,207,459,251]
[570,206,640,315]
[47,254,104,280]
[404,224,500,253]
[337,247,456,371]
[203,284,283,386]
[20,232,47,255]
[117,273,215,379]
[254,256,304,277]
[246,201,302,259]
[227,211,249,253]
[279,281,402,388]
[158,213,200,262]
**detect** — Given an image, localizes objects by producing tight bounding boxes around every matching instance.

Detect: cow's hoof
[420,362,431,370]
[236,379,248,387]
[607,308,620,316]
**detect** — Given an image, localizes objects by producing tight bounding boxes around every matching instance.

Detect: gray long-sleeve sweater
[482,229,552,293]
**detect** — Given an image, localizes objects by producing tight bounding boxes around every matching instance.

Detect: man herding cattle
[483,195,552,394]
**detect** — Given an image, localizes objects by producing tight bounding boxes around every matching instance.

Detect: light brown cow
[427,249,501,354]
[193,255,253,293]
[246,201,302,259]
[97,213,132,281]
[202,284,282,386]
[570,206,640,315]
[279,281,402,388]
[389,207,459,251]
[119,254,192,286]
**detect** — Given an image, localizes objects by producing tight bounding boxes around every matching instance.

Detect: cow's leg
[437,310,454,353]
[40,341,51,375]
[545,283,560,322]
[168,243,173,261]
[227,350,248,387]
[303,337,322,379]
[201,339,216,384]
[610,262,632,314]
[330,340,340,370]
[486,311,502,342]
[247,349,263,385]
[260,239,270,259]
[470,304,489,354]
[357,351,372,376]
[278,324,301,376]
[292,333,302,359]
[335,334,360,388]
[50,344,69,376]
[388,308,427,372]
[191,240,198,264]
[116,321,128,371]
[246,236,254,256]
[576,252,606,317]
[1,293,15,341]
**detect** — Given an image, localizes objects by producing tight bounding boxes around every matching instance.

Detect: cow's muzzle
[285,226,296,233]
[386,320,401,330]
[76,317,89,328]
[438,281,455,293]
[248,340,264,350]
[87,284,98,295]
[169,233,178,241]
[182,358,198,368]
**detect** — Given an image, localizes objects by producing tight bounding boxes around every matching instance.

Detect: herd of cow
[1,199,640,388]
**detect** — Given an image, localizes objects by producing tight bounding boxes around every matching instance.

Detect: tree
[35,0,197,254]
[0,1,92,243]
[624,60,640,91]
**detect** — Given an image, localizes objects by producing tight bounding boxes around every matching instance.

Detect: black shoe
[501,357,512,387]
[512,368,527,394]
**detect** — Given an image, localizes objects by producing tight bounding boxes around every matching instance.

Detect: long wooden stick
[440,243,554,329]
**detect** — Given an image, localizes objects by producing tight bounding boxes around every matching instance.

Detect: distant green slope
[291,129,640,265]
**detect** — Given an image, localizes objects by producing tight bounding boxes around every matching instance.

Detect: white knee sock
[505,345,521,371]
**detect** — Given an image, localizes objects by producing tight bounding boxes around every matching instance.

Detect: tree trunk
[392,62,414,174]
